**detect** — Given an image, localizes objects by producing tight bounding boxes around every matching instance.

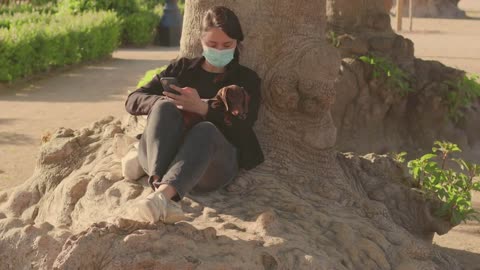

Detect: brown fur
[181,85,250,130]
[210,85,250,126]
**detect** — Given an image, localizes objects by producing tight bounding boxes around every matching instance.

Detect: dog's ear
[219,87,229,111]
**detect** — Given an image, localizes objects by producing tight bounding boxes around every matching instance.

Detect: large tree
[0,1,463,269]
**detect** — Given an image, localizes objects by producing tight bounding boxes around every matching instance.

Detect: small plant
[389,151,407,164]
[133,65,168,92]
[407,141,480,225]
[445,74,480,123]
[326,30,340,48]
[41,130,52,144]
[359,55,413,96]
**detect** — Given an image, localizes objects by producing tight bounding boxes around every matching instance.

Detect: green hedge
[57,0,165,47]
[57,0,163,15]
[0,3,58,15]
[134,65,167,91]
[0,11,55,29]
[122,10,160,47]
[0,10,121,82]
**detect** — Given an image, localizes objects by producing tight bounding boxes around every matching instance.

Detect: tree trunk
[181,0,340,170]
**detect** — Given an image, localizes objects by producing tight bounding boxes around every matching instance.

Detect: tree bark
[181,0,341,172]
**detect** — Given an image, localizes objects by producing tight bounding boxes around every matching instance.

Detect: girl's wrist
[199,101,209,117]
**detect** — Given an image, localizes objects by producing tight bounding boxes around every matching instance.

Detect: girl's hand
[163,85,208,117]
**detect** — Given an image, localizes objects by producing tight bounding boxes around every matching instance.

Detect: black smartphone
[160,77,181,95]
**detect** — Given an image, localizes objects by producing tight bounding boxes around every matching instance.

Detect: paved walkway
[395,0,480,75]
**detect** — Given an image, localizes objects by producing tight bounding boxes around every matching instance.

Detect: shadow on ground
[0,132,35,145]
[0,58,171,103]
[436,246,480,270]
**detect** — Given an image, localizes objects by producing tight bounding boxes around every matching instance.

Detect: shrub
[0,11,55,29]
[0,2,58,15]
[57,0,98,14]
[389,151,407,164]
[359,55,413,96]
[133,65,168,92]
[445,74,480,123]
[57,0,165,47]
[122,10,160,47]
[406,141,480,225]
[177,0,184,15]
[0,11,121,82]
[57,0,164,15]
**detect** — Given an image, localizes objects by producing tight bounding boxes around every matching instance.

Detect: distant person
[124,6,264,224]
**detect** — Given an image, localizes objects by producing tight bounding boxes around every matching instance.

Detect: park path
[396,0,480,75]
[0,46,180,191]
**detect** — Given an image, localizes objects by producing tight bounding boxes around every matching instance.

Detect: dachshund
[180,85,250,130]
[210,85,251,126]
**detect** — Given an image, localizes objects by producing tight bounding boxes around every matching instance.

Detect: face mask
[202,45,235,68]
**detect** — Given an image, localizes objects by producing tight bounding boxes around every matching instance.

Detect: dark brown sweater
[125,56,264,170]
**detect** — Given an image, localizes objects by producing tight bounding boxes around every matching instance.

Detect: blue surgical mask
[202,45,235,68]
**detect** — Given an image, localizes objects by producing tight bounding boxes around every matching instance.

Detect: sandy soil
[0,47,179,191]
[395,0,480,74]
[0,1,479,267]
[393,0,480,268]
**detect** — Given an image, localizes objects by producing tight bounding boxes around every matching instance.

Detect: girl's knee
[191,122,219,137]
[151,99,181,116]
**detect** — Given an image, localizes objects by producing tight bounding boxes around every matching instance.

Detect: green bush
[445,74,480,123]
[30,0,58,5]
[57,0,164,15]
[0,11,55,29]
[57,0,165,47]
[122,10,160,47]
[133,65,168,92]
[0,11,121,82]
[178,0,184,15]
[359,55,413,96]
[0,2,58,15]
[406,141,480,225]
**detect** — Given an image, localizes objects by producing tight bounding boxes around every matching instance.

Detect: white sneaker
[121,145,146,181]
[134,191,186,224]
[164,199,186,224]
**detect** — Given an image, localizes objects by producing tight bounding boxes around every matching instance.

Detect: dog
[210,85,250,126]
[180,85,250,130]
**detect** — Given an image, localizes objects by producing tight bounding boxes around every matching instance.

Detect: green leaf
[420,153,437,162]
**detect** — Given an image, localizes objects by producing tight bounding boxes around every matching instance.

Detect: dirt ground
[0,1,480,268]
[0,47,179,190]
[394,0,480,268]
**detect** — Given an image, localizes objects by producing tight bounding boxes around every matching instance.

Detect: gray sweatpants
[137,99,239,201]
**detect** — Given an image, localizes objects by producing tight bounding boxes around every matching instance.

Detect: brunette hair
[201,6,244,64]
